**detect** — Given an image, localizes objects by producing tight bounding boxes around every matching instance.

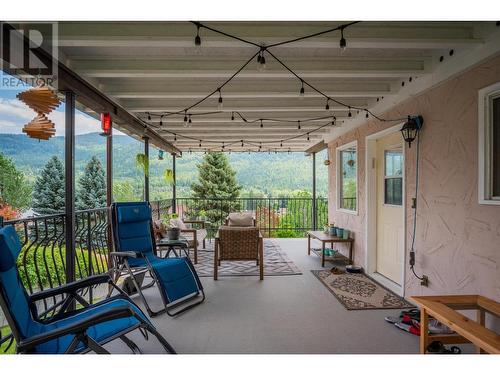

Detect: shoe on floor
[428,319,454,334]
[395,321,420,336]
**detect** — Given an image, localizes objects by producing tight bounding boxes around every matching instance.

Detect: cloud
[0,97,123,136]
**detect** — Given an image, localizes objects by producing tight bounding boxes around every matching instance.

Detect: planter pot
[329,226,336,236]
[167,227,180,240]
[336,228,344,238]
[342,229,350,240]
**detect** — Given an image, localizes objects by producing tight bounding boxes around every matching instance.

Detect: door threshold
[369,272,403,296]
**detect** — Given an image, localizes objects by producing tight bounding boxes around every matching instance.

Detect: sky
[0,74,122,136]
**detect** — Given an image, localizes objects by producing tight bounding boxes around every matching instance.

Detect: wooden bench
[410,295,500,354]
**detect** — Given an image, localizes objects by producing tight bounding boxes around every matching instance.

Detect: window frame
[336,140,358,215]
[383,148,403,207]
[478,81,500,205]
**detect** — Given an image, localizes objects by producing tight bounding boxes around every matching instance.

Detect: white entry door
[375,132,404,285]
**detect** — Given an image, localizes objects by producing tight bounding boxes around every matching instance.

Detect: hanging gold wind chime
[16,86,61,140]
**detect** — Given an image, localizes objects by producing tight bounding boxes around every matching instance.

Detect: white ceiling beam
[108,91,390,99]
[59,38,482,50]
[80,70,422,79]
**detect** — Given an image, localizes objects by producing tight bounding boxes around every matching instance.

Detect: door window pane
[493,97,500,197]
[384,150,403,205]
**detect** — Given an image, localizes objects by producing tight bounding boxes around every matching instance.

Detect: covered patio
[1,18,500,356]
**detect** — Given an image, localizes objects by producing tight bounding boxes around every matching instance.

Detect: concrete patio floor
[109,238,420,354]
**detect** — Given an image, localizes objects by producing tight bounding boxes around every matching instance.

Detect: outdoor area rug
[193,239,302,277]
[311,270,413,310]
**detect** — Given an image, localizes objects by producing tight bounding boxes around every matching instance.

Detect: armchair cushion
[170,218,187,230]
[227,212,254,227]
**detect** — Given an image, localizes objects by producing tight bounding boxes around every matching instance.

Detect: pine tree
[77,156,106,210]
[0,152,32,210]
[190,152,241,225]
[32,156,65,215]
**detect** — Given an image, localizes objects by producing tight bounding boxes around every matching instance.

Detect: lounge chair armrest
[29,274,112,302]
[110,251,142,258]
[17,305,144,353]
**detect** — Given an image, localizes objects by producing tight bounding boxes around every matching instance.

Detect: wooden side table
[307,230,354,267]
[410,295,500,354]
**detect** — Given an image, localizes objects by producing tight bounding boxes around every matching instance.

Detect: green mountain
[0,133,328,200]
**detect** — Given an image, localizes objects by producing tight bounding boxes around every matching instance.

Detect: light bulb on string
[147,113,151,121]
[217,89,223,110]
[173,134,177,142]
[183,112,188,127]
[199,140,202,148]
[299,80,305,98]
[348,107,352,117]
[241,139,244,147]
[339,26,347,53]
[188,115,192,127]
[280,141,283,148]
[297,120,301,130]
[365,111,369,119]
[194,24,201,46]
[231,112,235,121]
[257,49,266,71]
[260,120,263,128]
[307,133,310,141]
[159,115,163,126]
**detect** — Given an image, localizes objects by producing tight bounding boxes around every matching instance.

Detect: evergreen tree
[77,156,106,210]
[190,152,241,224]
[32,156,65,215]
[0,152,32,210]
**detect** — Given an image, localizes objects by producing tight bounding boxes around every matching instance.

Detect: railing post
[312,152,317,231]
[172,153,177,213]
[86,211,93,304]
[64,91,76,289]
[268,198,271,237]
[106,126,113,257]
[143,136,150,202]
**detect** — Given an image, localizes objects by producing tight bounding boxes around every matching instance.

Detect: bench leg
[321,242,325,267]
[307,234,311,255]
[476,309,486,354]
[420,308,429,354]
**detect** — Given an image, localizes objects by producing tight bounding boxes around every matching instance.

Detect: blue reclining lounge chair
[0,225,176,354]
[110,202,205,317]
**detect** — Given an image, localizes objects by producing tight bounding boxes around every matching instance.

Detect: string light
[365,111,369,119]
[174,134,177,142]
[231,112,235,121]
[297,120,301,130]
[260,119,264,128]
[147,113,151,121]
[183,111,188,127]
[348,107,352,117]
[299,80,305,97]
[280,141,283,147]
[339,26,347,51]
[325,99,330,111]
[241,139,244,147]
[217,89,223,110]
[194,23,201,46]
[188,114,192,126]
[307,133,310,141]
[257,48,266,71]
[199,140,202,148]
[159,115,163,126]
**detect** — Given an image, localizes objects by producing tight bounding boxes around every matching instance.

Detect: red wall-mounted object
[100,112,112,136]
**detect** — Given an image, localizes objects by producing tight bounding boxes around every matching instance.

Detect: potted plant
[163,213,180,240]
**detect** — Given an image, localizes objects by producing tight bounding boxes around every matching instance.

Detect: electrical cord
[409,129,426,281]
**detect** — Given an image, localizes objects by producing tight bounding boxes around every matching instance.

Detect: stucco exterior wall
[327,54,500,302]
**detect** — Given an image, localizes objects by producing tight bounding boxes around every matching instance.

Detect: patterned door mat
[311,270,413,310]
[192,239,302,277]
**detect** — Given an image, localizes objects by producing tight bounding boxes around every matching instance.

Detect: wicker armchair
[214,226,263,280]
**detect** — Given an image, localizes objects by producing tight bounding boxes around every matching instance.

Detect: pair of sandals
[426,341,462,354]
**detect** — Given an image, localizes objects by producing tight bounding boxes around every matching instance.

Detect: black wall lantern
[400,115,424,148]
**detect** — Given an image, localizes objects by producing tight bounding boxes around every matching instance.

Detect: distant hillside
[0,133,328,199]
